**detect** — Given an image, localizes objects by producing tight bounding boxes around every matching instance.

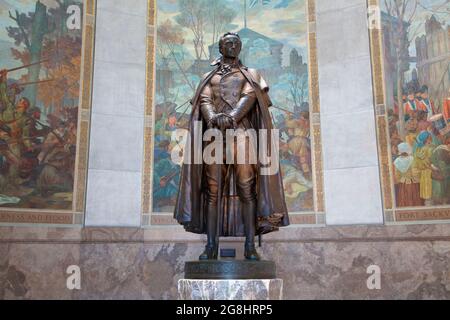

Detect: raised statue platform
[178,260,283,300]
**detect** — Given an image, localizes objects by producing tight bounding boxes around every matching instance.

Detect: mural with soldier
[152,0,313,213]
[0,0,83,209]
[379,0,449,208]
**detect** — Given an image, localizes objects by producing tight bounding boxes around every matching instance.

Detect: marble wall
[1,224,450,299]
[85,0,147,226]
[316,0,383,225]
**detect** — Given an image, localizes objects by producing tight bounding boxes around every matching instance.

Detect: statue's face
[220,35,241,59]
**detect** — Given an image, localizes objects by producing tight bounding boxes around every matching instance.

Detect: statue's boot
[243,200,260,261]
[199,202,219,260]
[244,243,260,261]
[199,244,218,260]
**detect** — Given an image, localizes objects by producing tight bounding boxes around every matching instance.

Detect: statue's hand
[215,113,226,131]
[224,116,235,130]
[216,114,235,131]
[207,113,220,129]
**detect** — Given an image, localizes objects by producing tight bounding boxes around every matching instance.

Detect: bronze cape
[174,60,289,236]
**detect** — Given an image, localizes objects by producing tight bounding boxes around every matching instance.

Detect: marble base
[178,279,283,300]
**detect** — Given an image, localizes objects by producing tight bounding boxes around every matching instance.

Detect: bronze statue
[174,32,289,261]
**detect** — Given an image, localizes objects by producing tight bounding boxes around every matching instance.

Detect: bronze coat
[174,61,289,236]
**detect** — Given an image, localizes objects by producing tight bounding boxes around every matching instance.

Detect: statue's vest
[209,70,249,112]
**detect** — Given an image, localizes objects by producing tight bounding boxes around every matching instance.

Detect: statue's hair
[219,32,241,49]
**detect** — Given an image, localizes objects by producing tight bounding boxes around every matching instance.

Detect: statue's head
[219,32,242,59]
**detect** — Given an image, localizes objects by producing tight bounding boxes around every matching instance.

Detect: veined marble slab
[178,279,283,300]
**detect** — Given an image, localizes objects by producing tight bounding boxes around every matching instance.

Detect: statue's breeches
[205,162,256,204]
[205,141,256,205]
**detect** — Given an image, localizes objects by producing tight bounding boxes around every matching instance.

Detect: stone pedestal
[178,279,283,300]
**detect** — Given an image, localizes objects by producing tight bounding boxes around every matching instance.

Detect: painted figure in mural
[404,87,424,116]
[0,69,33,187]
[444,88,450,123]
[153,140,180,209]
[431,136,450,205]
[174,32,289,260]
[418,85,436,119]
[413,131,434,205]
[393,142,422,207]
[0,66,77,205]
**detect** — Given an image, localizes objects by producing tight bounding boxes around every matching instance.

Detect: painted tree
[49,0,73,36]
[175,0,209,61]
[383,0,418,138]
[209,0,238,45]
[45,1,83,114]
[287,51,307,107]
[38,35,82,115]
[7,1,83,114]
[175,0,237,61]
[158,19,195,92]
[287,72,308,109]
[7,1,54,107]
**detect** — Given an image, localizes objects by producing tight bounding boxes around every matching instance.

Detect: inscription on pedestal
[185,260,276,280]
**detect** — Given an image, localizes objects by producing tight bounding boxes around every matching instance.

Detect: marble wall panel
[316,0,383,225]
[85,170,142,226]
[1,239,450,299]
[85,0,148,227]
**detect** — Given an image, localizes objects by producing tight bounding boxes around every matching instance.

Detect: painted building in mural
[415,15,449,107]
[0,0,84,210]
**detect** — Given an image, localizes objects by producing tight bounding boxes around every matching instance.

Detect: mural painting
[376,0,449,210]
[152,0,314,213]
[0,0,85,210]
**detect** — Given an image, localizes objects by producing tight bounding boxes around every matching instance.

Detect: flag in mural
[153,0,313,213]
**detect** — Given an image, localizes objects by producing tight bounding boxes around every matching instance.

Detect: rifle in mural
[6,60,49,74]
[13,79,55,87]
[272,105,295,116]
[3,60,50,95]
